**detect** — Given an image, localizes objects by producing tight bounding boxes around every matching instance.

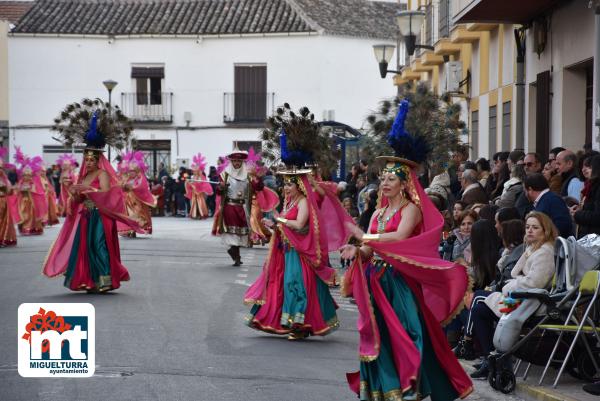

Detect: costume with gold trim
[344,100,472,400]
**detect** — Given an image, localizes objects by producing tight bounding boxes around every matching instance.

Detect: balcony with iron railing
[121,92,173,123]
[223,92,275,124]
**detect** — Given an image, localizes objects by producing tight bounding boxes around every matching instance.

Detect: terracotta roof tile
[0,1,32,24]
[11,0,397,40]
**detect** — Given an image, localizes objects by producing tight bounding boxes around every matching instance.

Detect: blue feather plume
[280,129,313,167]
[386,99,431,164]
[84,111,106,149]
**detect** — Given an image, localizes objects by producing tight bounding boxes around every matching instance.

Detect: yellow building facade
[396,0,598,159]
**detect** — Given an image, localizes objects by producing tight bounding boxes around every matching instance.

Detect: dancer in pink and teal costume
[43,99,140,292]
[244,105,353,339]
[340,100,473,400]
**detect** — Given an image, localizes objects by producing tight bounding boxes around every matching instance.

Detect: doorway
[134,140,171,180]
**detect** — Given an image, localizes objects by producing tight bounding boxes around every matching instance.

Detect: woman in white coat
[469,211,557,378]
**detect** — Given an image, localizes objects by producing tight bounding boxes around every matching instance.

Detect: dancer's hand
[262,218,274,228]
[339,244,358,260]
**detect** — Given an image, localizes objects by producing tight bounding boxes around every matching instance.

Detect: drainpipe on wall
[595,3,600,149]
[514,27,527,150]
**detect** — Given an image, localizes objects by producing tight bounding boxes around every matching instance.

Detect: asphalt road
[0,217,524,401]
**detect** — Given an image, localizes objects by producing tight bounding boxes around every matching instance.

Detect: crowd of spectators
[335,144,600,391]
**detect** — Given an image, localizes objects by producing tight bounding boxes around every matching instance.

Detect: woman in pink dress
[0,147,17,247]
[118,151,156,237]
[56,153,78,217]
[185,153,213,219]
[13,149,46,236]
[340,100,472,400]
[43,110,141,292]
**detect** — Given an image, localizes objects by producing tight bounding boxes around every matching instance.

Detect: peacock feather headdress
[51,98,133,152]
[261,103,339,174]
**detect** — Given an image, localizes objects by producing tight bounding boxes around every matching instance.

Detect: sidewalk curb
[460,360,581,401]
[515,382,580,401]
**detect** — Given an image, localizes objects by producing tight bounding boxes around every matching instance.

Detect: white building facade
[8,0,398,178]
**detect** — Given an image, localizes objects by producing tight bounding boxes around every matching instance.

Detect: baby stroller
[486,234,600,394]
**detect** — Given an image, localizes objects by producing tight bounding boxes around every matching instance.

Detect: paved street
[0,218,524,401]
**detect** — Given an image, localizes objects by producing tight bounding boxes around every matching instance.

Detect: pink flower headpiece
[56,153,78,168]
[121,150,148,173]
[14,147,43,177]
[14,146,29,167]
[216,156,229,175]
[191,153,207,172]
[246,147,266,174]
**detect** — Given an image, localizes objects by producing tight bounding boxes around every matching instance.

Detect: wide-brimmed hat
[276,167,312,175]
[227,146,248,160]
[376,155,418,169]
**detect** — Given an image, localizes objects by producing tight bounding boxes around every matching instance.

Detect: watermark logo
[18,303,95,377]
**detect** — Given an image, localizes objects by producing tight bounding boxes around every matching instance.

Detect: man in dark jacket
[515,152,544,218]
[556,150,584,202]
[523,173,574,238]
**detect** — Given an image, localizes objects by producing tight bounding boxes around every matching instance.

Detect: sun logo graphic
[18,303,95,377]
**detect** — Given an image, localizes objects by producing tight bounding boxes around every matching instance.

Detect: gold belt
[226,198,245,205]
[83,199,97,210]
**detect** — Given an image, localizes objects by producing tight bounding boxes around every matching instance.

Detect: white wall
[8,34,396,162]
[488,28,499,90]
[502,24,514,87]
[0,20,9,122]
[524,0,595,149]
[478,93,489,157]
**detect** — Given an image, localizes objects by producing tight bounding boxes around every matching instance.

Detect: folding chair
[537,270,600,387]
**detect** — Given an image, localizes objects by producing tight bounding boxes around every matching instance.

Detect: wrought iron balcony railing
[223,92,275,124]
[121,92,173,123]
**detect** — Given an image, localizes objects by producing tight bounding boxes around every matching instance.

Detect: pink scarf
[244,175,354,304]
[43,154,143,277]
[344,169,472,397]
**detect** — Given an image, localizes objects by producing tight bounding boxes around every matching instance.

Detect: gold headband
[85,150,100,160]
[382,162,410,180]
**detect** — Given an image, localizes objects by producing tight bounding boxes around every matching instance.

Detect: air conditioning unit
[322,109,335,121]
[444,61,463,92]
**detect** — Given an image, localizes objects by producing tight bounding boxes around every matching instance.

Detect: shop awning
[454,0,563,24]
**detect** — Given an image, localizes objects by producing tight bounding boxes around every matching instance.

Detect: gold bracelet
[362,233,381,241]
[275,217,288,225]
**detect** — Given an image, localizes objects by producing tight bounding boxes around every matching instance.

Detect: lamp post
[102,79,118,161]
[396,10,433,56]
[372,44,402,79]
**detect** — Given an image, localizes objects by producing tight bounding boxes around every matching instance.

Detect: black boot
[227,247,237,262]
[453,338,477,361]
[232,246,242,266]
[583,381,600,396]
[470,357,489,379]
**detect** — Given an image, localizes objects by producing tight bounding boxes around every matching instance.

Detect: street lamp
[102,79,118,113]
[102,79,118,161]
[396,10,433,56]
[372,44,402,79]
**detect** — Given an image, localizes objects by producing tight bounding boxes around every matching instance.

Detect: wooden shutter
[536,70,551,157]
[234,65,267,122]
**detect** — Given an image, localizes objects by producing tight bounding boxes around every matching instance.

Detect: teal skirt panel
[64,209,112,290]
[359,262,459,401]
[281,249,308,327]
